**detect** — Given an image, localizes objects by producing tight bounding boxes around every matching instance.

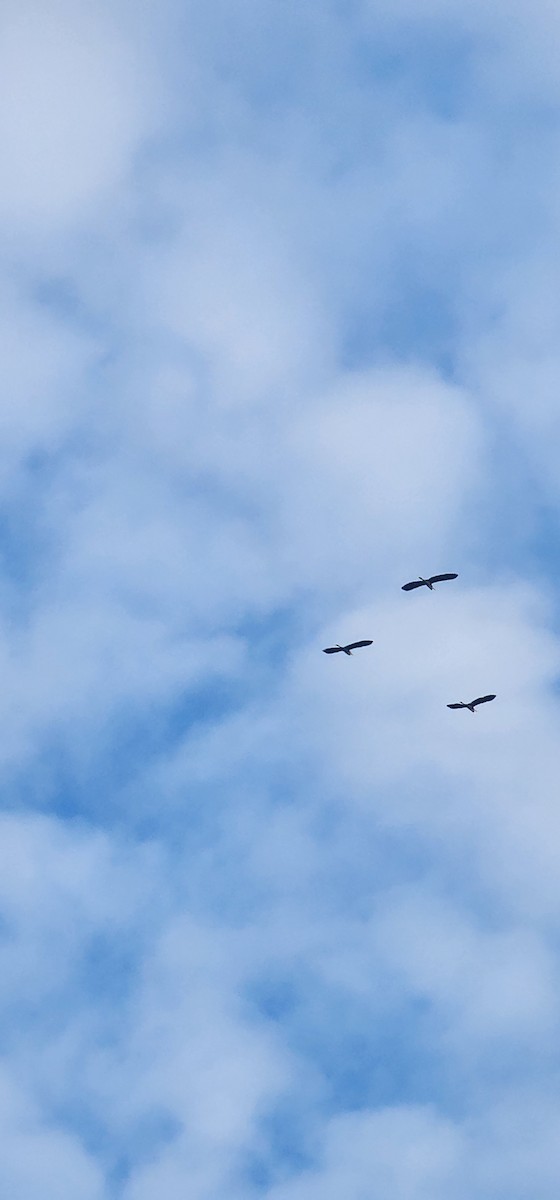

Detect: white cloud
[0,0,161,230]
[0,1068,104,1200]
[265,1106,465,1200]
[1,0,560,1197]
[0,282,99,484]
[374,889,558,1044]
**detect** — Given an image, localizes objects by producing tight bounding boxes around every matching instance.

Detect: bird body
[447,694,496,713]
[323,640,373,655]
[402,573,458,592]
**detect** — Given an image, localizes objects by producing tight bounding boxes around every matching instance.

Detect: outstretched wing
[323,646,343,654]
[472,694,496,707]
[346,640,373,651]
[429,573,460,588]
[447,703,465,709]
[401,580,424,591]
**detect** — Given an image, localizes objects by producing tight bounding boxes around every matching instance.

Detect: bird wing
[323,646,343,654]
[346,640,373,650]
[447,703,465,709]
[401,580,424,591]
[429,573,458,584]
[472,694,496,707]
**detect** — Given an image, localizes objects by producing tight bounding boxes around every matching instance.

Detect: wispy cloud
[1,1,560,1197]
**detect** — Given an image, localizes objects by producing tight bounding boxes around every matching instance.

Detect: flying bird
[402,573,458,592]
[447,694,496,713]
[323,640,373,656]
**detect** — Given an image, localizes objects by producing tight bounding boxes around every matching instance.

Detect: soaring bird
[323,640,373,656]
[447,694,496,713]
[402,573,458,592]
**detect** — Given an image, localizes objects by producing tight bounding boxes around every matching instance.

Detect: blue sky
[2,0,560,1196]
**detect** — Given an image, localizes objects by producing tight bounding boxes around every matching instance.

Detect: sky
[2,0,560,1196]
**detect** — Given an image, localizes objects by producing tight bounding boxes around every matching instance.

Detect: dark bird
[402,573,458,592]
[323,640,373,656]
[447,694,496,713]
